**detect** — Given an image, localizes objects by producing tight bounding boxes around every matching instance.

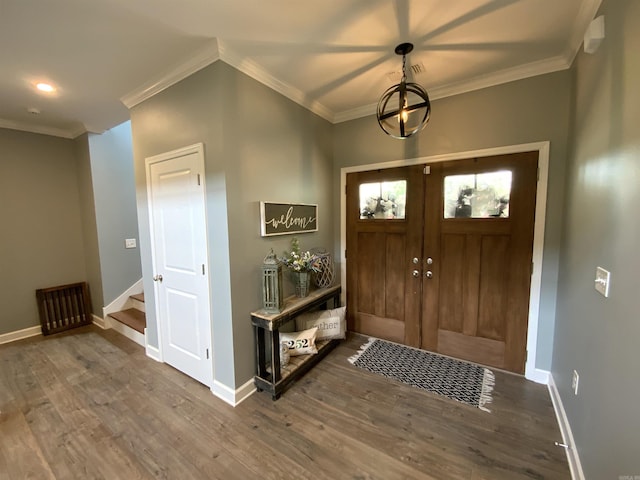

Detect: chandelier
[376,43,431,139]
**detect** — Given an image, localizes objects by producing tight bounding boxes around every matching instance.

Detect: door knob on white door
[153,274,163,282]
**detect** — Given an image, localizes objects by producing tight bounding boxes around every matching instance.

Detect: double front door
[346,152,538,373]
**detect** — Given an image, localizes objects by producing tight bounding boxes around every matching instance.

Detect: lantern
[262,249,283,313]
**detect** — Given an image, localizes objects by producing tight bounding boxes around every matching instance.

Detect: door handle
[424,271,433,279]
[153,274,163,283]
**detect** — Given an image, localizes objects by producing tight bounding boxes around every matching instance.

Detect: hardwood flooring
[0,326,570,479]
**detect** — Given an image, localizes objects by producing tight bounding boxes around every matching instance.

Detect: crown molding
[429,54,572,100]
[0,118,85,139]
[120,39,221,109]
[334,53,572,124]
[333,104,377,124]
[217,39,334,123]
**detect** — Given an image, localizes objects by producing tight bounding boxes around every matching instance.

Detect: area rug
[348,338,495,412]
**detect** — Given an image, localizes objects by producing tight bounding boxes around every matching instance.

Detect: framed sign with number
[260,202,318,236]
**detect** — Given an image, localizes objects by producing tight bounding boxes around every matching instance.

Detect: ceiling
[0,0,601,139]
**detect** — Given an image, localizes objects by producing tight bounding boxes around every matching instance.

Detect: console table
[251,284,341,400]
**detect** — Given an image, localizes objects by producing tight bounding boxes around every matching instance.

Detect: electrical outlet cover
[595,266,610,297]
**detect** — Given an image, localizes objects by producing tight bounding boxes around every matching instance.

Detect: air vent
[410,62,425,75]
[386,61,426,82]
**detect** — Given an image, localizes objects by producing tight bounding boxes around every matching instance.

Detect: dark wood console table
[251,285,341,400]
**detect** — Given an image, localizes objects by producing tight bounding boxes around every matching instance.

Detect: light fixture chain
[402,53,407,82]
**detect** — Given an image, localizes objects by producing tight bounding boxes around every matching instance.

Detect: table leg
[270,329,281,385]
[255,326,267,378]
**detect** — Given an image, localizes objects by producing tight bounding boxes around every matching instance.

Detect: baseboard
[0,325,41,345]
[525,366,550,385]
[548,374,585,480]
[92,314,106,329]
[105,315,145,348]
[102,278,143,318]
[211,378,256,407]
[144,329,162,362]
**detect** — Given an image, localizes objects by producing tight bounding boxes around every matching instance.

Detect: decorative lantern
[262,249,283,313]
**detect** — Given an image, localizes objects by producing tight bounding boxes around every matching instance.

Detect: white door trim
[145,142,213,386]
[340,141,550,382]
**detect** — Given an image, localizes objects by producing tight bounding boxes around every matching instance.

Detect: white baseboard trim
[548,374,585,480]
[92,314,106,329]
[211,378,256,407]
[0,325,41,345]
[102,278,143,319]
[144,330,162,362]
[525,367,550,385]
[105,315,145,348]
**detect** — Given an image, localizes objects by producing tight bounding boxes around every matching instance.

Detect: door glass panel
[444,170,512,218]
[359,180,407,219]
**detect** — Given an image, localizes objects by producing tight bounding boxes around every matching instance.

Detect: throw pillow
[295,306,346,341]
[280,327,319,356]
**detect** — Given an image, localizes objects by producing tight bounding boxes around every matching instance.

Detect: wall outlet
[595,266,610,297]
[125,238,137,249]
[572,370,579,395]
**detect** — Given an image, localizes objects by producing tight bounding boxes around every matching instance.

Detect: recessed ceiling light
[36,82,56,93]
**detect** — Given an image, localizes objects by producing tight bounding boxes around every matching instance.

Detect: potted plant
[280,237,322,297]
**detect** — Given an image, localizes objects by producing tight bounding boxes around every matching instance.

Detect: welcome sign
[260,202,318,236]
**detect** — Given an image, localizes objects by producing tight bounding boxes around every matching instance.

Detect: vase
[294,271,310,298]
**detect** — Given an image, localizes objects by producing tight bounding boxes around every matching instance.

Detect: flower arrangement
[280,237,322,273]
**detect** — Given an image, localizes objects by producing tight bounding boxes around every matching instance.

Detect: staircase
[107,292,146,346]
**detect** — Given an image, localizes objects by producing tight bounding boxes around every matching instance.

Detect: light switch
[595,266,610,297]
[125,238,137,249]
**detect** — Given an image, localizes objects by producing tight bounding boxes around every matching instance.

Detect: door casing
[339,142,550,383]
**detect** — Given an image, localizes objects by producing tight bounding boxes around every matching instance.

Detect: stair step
[130,293,144,303]
[109,308,146,334]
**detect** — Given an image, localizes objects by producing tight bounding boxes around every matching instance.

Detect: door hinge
[345,184,347,195]
[344,249,347,259]
[197,173,201,186]
[202,264,205,275]
[424,165,431,175]
[206,348,209,359]
[537,167,540,182]
[531,262,534,276]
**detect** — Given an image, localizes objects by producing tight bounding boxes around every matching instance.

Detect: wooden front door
[346,165,425,347]
[346,152,538,373]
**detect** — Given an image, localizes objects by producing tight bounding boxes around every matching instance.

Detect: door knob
[412,270,420,278]
[424,271,433,279]
[153,274,163,283]
[426,257,433,265]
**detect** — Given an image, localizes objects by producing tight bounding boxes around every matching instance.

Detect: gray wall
[333,70,572,371]
[0,128,87,334]
[75,133,104,313]
[130,61,334,388]
[552,0,640,476]
[88,121,142,306]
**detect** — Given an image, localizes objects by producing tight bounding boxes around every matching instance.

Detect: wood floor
[0,326,570,479]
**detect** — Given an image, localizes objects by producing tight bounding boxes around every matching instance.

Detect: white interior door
[146,143,213,386]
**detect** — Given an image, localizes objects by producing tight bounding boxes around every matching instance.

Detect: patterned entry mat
[348,338,495,412]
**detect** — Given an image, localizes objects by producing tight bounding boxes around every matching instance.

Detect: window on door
[443,170,512,219]
[359,180,407,219]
